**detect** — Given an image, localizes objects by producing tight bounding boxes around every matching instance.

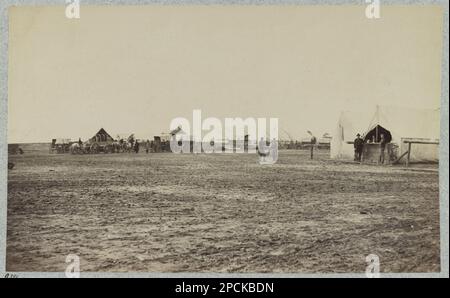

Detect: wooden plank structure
[348,138,439,166]
[401,138,439,167]
[390,138,440,166]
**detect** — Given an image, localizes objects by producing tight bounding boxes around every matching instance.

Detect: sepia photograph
[1,1,448,280]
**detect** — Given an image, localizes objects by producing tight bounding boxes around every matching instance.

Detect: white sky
[7,5,443,143]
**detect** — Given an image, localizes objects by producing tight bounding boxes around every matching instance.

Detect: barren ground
[7,145,440,273]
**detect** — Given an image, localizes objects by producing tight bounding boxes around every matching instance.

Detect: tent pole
[376,105,379,142]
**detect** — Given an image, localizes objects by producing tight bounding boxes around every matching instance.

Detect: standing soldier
[77,138,83,154]
[270,138,278,163]
[134,139,140,153]
[354,133,364,162]
[128,134,135,153]
[258,137,268,163]
[145,139,150,154]
[307,131,317,160]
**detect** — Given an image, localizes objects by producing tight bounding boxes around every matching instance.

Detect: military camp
[7,114,441,273]
[5,4,444,276]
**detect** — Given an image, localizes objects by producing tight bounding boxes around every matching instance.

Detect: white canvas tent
[331,105,439,163]
[54,138,71,144]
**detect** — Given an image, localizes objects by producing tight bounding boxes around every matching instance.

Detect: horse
[70,143,82,154]
[123,142,133,153]
[112,141,122,153]
[89,143,100,154]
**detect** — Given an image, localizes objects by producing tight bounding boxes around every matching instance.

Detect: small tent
[331,105,439,163]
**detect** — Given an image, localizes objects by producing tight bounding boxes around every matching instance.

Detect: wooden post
[376,126,378,142]
[393,150,409,164]
[406,142,411,167]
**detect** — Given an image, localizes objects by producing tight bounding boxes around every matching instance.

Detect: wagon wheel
[91,143,99,154]
[104,144,112,154]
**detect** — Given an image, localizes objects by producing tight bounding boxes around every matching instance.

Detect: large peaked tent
[89,128,115,143]
[331,105,440,162]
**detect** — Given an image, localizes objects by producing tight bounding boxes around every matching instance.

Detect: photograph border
[0,0,448,278]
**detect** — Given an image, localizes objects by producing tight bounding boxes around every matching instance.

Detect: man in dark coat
[379,133,387,164]
[134,140,140,153]
[145,140,150,154]
[309,133,317,160]
[354,133,364,162]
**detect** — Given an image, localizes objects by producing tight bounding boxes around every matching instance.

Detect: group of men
[257,137,279,163]
[353,133,388,164]
[128,138,154,154]
[79,136,145,153]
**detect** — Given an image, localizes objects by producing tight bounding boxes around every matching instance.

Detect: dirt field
[7,146,440,273]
